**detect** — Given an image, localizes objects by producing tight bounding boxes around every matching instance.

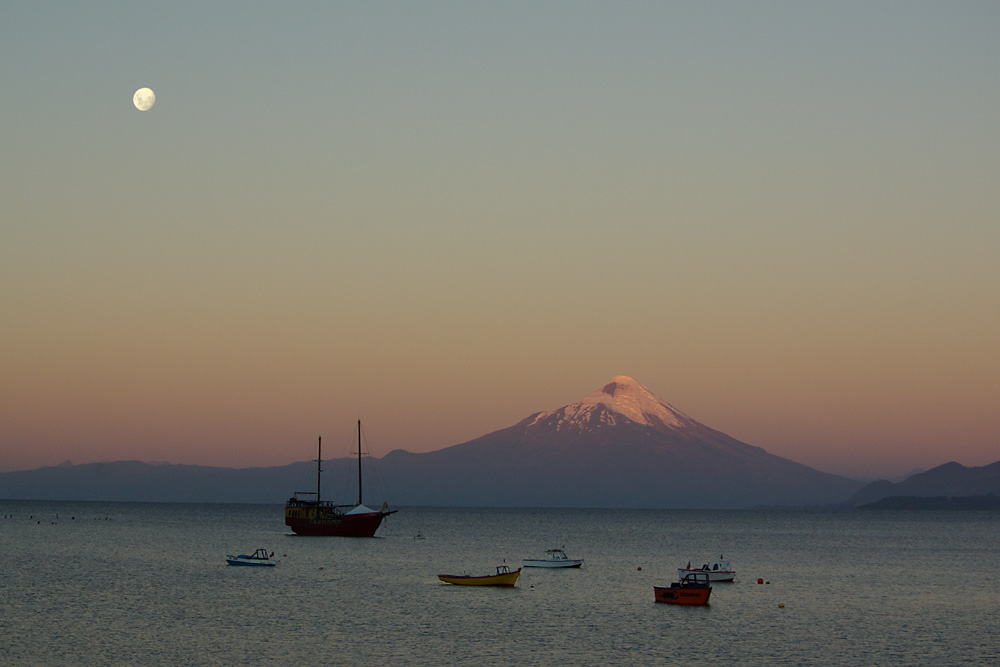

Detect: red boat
[654,572,712,606]
[284,420,396,537]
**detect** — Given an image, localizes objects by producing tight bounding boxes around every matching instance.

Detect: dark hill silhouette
[848,460,1000,507]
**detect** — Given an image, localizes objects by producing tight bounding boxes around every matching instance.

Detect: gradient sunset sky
[3,2,998,479]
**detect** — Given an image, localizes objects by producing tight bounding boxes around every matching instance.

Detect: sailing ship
[284,420,396,537]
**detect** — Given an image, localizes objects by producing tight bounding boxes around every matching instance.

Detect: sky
[2,2,998,480]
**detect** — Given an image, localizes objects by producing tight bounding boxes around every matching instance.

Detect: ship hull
[522,559,583,568]
[285,505,394,537]
[653,585,712,605]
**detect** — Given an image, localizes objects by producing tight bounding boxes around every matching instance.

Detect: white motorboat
[522,548,583,568]
[677,556,734,582]
[226,548,277,567]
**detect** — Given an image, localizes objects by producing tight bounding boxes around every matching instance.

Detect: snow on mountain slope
[527,375,697,434]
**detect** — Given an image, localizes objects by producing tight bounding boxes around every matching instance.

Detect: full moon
[133,87,156,111]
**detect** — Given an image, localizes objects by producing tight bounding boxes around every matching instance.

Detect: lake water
[1,501,997,665]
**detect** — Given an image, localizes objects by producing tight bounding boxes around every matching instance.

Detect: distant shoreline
[858,495,1000,510]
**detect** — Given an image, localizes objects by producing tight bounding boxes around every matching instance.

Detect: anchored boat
[678,556,735,583]
[284,420,396,537]
[654,571,712,605]
[226,548,277,567]
[438,564,521,587]
[522,548,583,568]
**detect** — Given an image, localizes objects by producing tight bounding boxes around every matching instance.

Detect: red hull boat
[654,572,712,606]
[284,501,394,537]
[285,420,396,538]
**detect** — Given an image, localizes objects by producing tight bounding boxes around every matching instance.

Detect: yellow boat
[437,564,521,587]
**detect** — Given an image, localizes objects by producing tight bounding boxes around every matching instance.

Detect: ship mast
[357,419,363,506]
[316,436,322,504]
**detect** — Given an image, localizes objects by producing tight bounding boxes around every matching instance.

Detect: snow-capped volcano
[373,375,863,508]
[528,375,696,434]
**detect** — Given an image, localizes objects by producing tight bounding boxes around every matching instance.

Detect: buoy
[637,566,642,571]
[757,578,764,584]
[778,603,785,608]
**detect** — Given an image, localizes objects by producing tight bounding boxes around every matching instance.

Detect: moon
[133,87,156,111]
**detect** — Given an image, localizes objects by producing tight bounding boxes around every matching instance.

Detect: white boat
[226,548,277,567]
[678,556,734,582]
[522,548,583,568]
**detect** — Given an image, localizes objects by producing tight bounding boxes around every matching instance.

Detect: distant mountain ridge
[848,461,1000,507]
[8,376,990,509]
[0,460,312,504]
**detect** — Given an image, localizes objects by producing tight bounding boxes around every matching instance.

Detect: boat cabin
[702,560,732,573]
[676,572,711,587]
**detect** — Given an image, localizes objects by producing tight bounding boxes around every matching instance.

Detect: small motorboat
[438,564,521,587]
[677,556,735,582]
[225,548,277,567]
[654,571,712,606]
[522,548,583,568]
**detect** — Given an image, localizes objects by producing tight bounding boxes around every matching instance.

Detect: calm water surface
[1,501,997,665]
